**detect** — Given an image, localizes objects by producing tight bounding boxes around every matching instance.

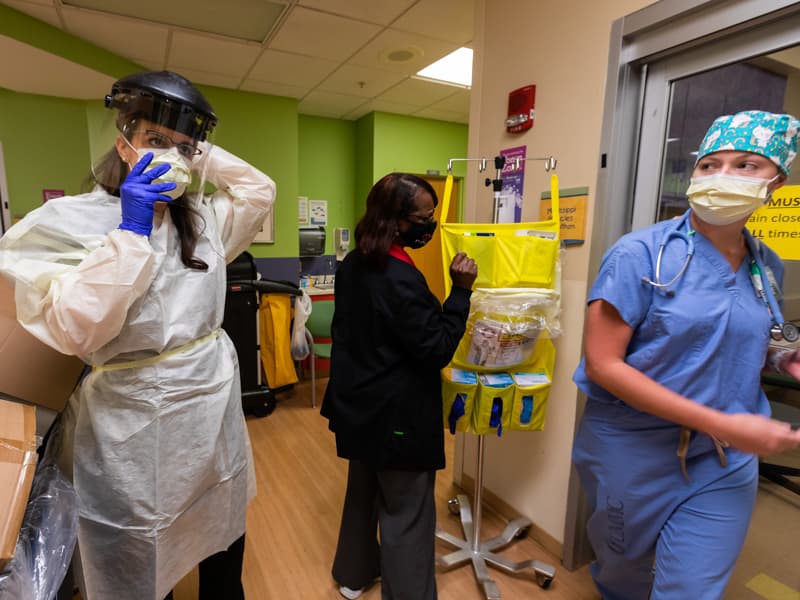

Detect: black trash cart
[223,252,301,417]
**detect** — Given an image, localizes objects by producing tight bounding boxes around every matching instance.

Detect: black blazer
[321,250,471,471]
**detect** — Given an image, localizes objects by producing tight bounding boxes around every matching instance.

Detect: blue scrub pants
[573,404,758,600]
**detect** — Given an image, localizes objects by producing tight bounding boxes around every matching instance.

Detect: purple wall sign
[500,146,526,222]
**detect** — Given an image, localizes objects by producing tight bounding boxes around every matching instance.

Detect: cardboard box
[0,399,37,572]
[0,277,84,412]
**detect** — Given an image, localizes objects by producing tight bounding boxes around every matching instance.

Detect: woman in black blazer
[321,173,477,600]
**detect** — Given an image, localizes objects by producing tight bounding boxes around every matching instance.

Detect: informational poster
[309,199,328,226]
[42,189,64,203]
[499,145,526,222]
[252,208,274,243]
[747,185,800,260]
[539,186,589,245]
[298,196,309,224]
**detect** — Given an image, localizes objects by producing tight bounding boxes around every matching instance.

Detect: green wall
[351,112,468,220]
[298,116,357,254]
[372,112,468,178]
[200,86,299,258]
[299,113,468,254]
[0,88,91,218]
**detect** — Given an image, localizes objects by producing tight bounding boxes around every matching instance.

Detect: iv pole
[435,155,558,599]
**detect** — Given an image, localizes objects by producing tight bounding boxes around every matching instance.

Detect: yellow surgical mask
[686,173,778,226]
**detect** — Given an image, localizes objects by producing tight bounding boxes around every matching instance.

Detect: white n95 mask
[137,147,193,199]
[686,173,777,226]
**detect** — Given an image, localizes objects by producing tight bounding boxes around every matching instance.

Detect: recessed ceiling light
[380,46,423,64]
[415,47,472,88]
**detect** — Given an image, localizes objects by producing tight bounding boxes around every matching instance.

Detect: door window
[658,62,789,221]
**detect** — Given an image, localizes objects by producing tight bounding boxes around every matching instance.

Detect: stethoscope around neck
[641,210,799,343]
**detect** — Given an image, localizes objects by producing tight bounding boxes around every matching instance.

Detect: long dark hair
[87,148,208,271]
[354,173,438,267]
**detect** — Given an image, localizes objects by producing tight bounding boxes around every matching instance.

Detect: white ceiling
[0,0,474,123]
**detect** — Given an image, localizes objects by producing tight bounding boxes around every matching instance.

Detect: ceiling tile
[298,90,368,119]
[60,6,168,67]
[392,0,474,44]
[7,0,56,5]
[317,63,405,98]
[426,88,470,112]
[349,29,459,74]
[164,66,244,90]
[1,0,63,28]
[134,58,167,72]
[168,30,261,80]
[240,79,308,99]
[0,0,476,125]
[376,77,459,105]
[269,6,380,61]
[296,0,416,25]
[413,107,468,124]
[344,97,418,120]
[61,0,287,42]
[248,49,338,88]
[0,35,113,99]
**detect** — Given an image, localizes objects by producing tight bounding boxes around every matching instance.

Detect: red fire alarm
[506,85,535,133]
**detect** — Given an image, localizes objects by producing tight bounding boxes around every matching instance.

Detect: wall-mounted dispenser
[299,226,325,257]
[334,227,351,261]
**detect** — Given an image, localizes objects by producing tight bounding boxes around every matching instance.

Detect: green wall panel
[0,88,91,219]
[373,112,468,179]
[353,114,376,224]
[298,115,356,254]
[199,86,299,258]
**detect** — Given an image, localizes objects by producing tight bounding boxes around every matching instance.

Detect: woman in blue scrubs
[572,110,800,599]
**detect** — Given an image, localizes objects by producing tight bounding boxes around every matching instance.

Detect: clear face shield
[91,90,216,206]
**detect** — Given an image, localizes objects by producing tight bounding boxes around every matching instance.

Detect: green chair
[304,299,334,408]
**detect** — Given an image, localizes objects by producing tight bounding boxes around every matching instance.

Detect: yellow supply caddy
[441,367,478,433]
[435,157,560,594]
[473,372,515,436]
[508,338,556,431]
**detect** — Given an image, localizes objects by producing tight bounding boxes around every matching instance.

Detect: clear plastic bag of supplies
[0,423,78,600]
[291,289,312,360]
[451,287,561,372]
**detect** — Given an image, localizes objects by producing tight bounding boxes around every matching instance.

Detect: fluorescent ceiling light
[415,47,472,88]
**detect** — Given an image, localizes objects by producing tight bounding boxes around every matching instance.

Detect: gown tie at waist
[92,328,223,372]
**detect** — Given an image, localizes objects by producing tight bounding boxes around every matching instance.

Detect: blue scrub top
[574,211,783,429]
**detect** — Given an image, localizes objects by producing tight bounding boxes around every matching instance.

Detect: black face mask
[398,220,437,249]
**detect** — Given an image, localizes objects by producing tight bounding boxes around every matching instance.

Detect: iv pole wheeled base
[435,436,556,599]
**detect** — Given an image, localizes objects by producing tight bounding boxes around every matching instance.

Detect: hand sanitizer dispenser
[334,227,350,261]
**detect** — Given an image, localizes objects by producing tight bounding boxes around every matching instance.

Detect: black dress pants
[332,460,437,600]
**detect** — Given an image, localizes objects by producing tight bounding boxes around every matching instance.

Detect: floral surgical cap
[695,110,800,175]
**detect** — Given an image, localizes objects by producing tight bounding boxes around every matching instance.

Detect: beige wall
[454,0,654,550]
